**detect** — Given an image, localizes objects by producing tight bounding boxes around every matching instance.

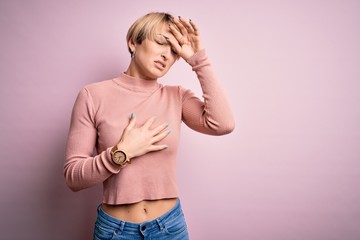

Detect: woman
[64,12,235,239]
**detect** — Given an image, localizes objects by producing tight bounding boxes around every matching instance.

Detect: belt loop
[156,218,165,231]
[97,204,102,213]
[119,221,125,232]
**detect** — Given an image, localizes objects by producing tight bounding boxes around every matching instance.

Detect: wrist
[111,145,131,167]
[113,143,134,160]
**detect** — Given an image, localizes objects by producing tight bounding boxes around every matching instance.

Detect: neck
[115,72,160,93]
[125,65,156,80]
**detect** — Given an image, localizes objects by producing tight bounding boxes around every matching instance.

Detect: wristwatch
[111,146,131,167]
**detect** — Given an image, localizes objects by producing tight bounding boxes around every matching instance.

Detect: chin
[150,70,168,79]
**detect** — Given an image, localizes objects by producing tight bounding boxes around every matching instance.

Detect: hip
[94,198,189,240]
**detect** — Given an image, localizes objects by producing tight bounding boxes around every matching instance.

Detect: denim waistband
[96,199,182,234]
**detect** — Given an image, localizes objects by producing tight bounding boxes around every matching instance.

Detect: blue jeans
[93,199,189,240]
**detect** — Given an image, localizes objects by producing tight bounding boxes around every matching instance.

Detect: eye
[171,49,178,55]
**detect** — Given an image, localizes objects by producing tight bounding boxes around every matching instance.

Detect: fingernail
[189,19,192,22]
[168,129,172,134]
[130,113,134,119]
[164,145,169,149]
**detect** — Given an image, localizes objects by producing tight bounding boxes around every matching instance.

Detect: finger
[169,24,184,45]
[164,34,182,55]
[179,17,195,33]
[141,116,156,129]
[148,144,169,152]
[125,113,136,130]
[172,17,188,39]
[189,19,200,35]
[151,128,171,144]
[151,122,169,135]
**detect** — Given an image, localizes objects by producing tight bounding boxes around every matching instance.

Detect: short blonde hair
[126,12,176,55]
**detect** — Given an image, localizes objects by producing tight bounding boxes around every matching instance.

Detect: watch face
[113,151,126,165]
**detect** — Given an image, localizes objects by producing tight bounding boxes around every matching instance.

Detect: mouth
[154,60,166,70]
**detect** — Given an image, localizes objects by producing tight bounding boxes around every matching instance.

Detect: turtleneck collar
[112,73,161,93]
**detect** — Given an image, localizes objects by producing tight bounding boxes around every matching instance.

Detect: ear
[128,39,136,54]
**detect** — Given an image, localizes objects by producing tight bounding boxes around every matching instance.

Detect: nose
[161,46,172,60]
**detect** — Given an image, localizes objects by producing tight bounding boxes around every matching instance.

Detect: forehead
[151,23,175,41]
[153,23,170,35]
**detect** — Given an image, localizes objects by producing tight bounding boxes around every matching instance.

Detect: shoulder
[71,79,116,109]
[162,84,179,91]
[162,84,194,101]
[162,84,186,95]
[79,79,117,99]
[83,79,114,93]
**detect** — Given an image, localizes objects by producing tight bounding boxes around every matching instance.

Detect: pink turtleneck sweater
[64,49,235,204]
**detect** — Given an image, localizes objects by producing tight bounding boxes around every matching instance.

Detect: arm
[168,16,235,135]
[64,88,120,191]
[181,50,235,135]
[64,89,170,192]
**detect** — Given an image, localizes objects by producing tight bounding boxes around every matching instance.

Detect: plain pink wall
[1,0,360,239]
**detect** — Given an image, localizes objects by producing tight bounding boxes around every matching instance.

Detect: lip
[154,60,166,70]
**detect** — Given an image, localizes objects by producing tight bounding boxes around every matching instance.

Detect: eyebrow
[156,33,169,41]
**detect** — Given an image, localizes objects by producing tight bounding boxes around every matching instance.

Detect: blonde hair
[126,12,176,55]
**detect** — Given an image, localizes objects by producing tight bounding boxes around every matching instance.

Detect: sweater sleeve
[181,49,235,135]
[64,88,121,192]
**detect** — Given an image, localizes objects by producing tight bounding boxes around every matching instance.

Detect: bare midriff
[102,198,178,223]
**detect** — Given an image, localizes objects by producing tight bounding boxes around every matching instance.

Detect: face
[127,24,179,80]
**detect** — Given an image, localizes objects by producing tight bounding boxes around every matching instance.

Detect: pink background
[1,0,360,239]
